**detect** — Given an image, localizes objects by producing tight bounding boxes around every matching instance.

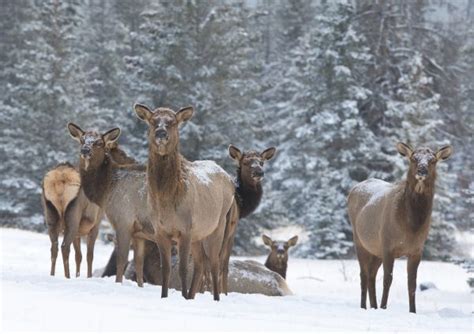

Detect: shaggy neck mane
[402,172,436,231]
[235,166,263,219]
[80,155,112,206]
[147,147,187,209]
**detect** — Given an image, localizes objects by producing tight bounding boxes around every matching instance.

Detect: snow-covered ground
[1,228,472,332]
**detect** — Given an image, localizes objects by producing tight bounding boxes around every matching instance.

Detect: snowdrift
[1,228,471,331]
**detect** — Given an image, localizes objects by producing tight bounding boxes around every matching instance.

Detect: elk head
[134,104,194,156]
[229,145,276,184]
[67,123,121,171]
[396,142,453,193]
[262,234,298,262]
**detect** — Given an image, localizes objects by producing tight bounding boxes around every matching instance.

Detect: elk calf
[347,142,453,313]
[42,163,103,278]
[262,235,298,279]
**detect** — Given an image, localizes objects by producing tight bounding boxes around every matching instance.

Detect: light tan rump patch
[43,165,81,217]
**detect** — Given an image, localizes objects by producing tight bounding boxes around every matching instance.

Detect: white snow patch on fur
[355,178,392,205]
[189,160,228,185]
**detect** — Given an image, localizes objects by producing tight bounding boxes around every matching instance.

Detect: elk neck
[402,171,436,231]
[235,166,263,219]
[80,154,112,207]
[147,147,186,208]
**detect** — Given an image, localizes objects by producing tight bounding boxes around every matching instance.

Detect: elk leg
[367,255,382,309]
[61,207,80,279]
[115,230,131,283]
[220,236,234,295]
[380,254,395,309]
[354,244,370,309]
[133,238,145,288]
[178,234,191,299]
[204,225,226,301]
[360,270,368,309]
[86,223,99,278]
[156,234,172,298]
[48,224,59,276]
[188,242,204,299]
[407,253,421,313]
[199,259,212,293]
[210,256,220,301]
[73,236,82,277]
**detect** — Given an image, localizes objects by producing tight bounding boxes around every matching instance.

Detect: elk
[262,235,298,279]
[42,138,138,279]
[67,123,153,287]
[134,104,235,301]
[42,163,103,278]
[219,145,276,293]
[347,142,453,313]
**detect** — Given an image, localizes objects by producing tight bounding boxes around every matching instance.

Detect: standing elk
[347,142,453,313]
[42,163,103,278]
[134,104,235,301]
[218,145,276,293]
[67,123,153,287]
[262,235,298,279]
[42,139,139,279]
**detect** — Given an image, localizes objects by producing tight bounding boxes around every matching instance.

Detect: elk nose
[277,248,285,254]
[254,169,264,178]
[417,168,428,177]
[155,129,168,139]
[81,147,91,156]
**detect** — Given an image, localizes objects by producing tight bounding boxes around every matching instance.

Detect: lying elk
[262,235,298,279]
[347,142,453,313]
[68,123,153,287]
[40,143,133,278]
[218,145,276,294]
[134,104,235,300]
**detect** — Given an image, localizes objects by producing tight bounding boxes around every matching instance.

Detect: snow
[189,160,230,186]
[354,178,393,206]
[1,228,472,332]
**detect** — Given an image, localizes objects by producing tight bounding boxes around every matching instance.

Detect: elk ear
[261,147,276,161]
[287,235,298,247]
[67,123,84,143]
[262,234,273,247]
[436,145,453,161]
[396,142,413,157]
[106,141,118,150]
[228,145,242,161]
[134,103,153,123]
[176,106,194,124]
[103,128,121,146]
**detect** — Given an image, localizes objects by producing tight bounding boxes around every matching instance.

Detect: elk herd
[41,103,453,313]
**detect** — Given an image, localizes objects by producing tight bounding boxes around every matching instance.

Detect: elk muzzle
[154,128,169,144]
[415,167,428,181]
[251,168,264,181]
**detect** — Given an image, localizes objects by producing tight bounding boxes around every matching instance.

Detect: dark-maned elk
[219,145,276,294]
[134,104,235,301]
[262,235,298,279]
[42,163,103,278]
[347,142,453,313]
[68,123,154,287]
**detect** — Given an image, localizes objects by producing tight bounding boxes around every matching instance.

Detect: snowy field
[1,228,472,332]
